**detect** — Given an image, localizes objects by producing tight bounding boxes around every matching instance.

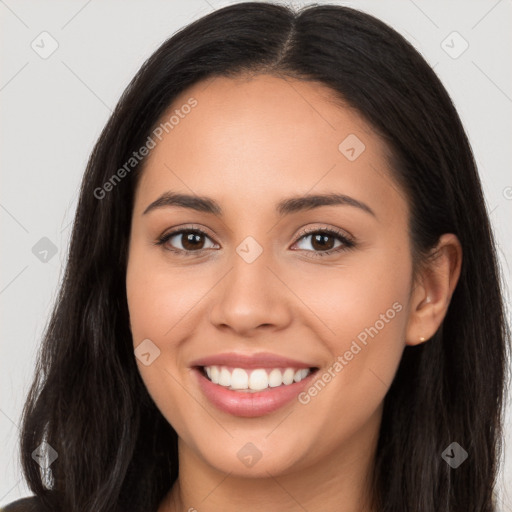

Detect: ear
[405,233,462,346]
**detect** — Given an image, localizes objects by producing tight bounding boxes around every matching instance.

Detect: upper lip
[190,352,318,369]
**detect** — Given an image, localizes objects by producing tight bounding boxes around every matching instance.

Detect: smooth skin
[125,74,462,512]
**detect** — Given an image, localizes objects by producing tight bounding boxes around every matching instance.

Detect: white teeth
[294,369,309,382]
[202,365,312,391]
[230,368,249,390]
[210,366,220,384]
[268,368,283,387]
[282,368,295,385]
[249,369,268,391]
[219,367,231,387]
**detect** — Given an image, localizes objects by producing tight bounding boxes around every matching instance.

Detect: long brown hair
[19,3,509,511]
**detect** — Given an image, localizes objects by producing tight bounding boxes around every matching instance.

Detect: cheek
[126,244,207,344]
[288,241,411,349]
[126,252,202,437]
[125,245,217,416]
[289,245,411,428]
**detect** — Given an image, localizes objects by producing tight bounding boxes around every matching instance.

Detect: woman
[3,2,509,511]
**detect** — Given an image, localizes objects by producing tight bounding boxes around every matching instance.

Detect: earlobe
[405,233,462,346]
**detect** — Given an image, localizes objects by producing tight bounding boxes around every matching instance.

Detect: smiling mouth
[198,365,319,392]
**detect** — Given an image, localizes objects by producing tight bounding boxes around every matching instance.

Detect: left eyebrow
[143,192,222,216]
[276,193,376,218]
[142,191,376,218]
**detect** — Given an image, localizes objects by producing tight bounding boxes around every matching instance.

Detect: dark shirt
[0,497,47,512]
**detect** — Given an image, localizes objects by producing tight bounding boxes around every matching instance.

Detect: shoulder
[0,496,49,512]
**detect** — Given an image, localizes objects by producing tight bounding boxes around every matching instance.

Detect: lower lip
[193,368,317,418]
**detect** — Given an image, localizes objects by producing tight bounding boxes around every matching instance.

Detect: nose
[208,246,293,337]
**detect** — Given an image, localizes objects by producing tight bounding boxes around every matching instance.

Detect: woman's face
[126,74,417,478]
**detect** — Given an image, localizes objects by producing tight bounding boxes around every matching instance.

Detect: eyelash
[154,225,356,258]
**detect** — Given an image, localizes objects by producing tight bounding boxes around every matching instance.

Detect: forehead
[134,74,405,221]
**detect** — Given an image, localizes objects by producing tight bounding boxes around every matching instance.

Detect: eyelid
[157,223,217,242]
[293,224,355,245]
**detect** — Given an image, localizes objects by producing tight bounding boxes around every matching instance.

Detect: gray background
[1,0,511,508]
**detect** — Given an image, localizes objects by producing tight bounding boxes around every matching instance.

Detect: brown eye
[177,231,207,251]
[156,228,217,254]
[310,233,336,251]
[293,228,355,257]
